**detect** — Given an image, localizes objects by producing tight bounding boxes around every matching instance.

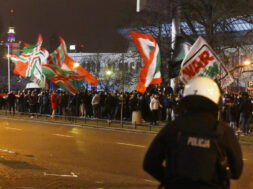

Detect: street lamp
[243,59,251,66]
[105,69,113,91]
[229,59,253,92]
[106,70,112,76]
[7,44,10,93]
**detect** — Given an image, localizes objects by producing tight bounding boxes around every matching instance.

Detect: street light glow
[244,60,251,65]
[106,70,112,76]
[73,62,79,68]
[70,45,76,50]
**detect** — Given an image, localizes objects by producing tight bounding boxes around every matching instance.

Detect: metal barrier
[0,110,164,132]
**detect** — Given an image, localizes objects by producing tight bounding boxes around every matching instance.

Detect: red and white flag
[129,31,162,93]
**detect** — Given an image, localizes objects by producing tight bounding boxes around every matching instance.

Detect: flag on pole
[11,34,47,87]
[173,36,192,62]
[169,36,192,78]
[180,36,233,88]
[48,37,98,86]
[42,64,85,95]
[129,31,162,93]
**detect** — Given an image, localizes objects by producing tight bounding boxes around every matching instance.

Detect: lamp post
[7,44,10,93]
[105,69,112,91]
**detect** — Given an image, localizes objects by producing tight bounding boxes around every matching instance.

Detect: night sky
[0,0,138,52]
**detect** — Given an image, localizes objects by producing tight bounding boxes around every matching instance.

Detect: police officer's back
[143,77,243,189]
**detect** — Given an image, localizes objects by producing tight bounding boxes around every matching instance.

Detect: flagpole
[7,44,11,93]
[120,53,125,127]
[136,0,140,12]
[171,0,181,91]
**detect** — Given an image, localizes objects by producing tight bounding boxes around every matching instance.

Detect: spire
[8,9,15,43]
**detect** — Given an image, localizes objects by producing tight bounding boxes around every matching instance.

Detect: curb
[0,116,158,135]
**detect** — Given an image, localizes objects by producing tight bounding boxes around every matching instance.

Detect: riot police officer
[143,77,243,189]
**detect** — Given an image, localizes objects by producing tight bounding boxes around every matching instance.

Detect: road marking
[0,149,16,154]
[95,181,104,184]
[116,142,145,148]
[4,127,22,131]
[142,179,157,183]
[43,172,78,178]
[0,117,158,136]
[52,134,73,138]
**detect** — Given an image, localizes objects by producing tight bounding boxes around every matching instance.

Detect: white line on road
[4,127,22,131]
[142,178,157,183]
[116,142,145,148]
[43,172,78,178]
[52,134,74,138]
[95,181,104,184]
[0,149,16,154]
[0,117,157,136]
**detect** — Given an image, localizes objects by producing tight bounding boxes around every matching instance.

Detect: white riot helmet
[183,77,221,104]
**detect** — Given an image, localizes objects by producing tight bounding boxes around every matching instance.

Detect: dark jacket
[143,112,243,189]
[7,93,16,105]
[239,98,252,119]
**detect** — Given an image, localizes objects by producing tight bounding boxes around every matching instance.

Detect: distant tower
[7,9,15,43]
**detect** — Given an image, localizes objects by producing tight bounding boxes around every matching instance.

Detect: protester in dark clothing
[24,91,31,113]
[129,93,141,112]
[239,93,252,135]
[113,93,120,119]
[40,91,50,114]
[7,91,16,115]
[143,77,243,189]
[99,92,106,118]
[57,91,63,115]
[104,93,115,119]
[29,91,38,117]
[141,92,152,122]
[0,96,4,110]
[75,92,81,117]
[61,92,69,117]
[228,100,237,129]
[69,94,77,117]
[17,91,25,113]
[85,92,93,118]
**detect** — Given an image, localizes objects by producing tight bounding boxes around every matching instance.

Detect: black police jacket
[143,111,243,189]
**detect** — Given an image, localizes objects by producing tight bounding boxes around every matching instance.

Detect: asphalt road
[0,117,252,189]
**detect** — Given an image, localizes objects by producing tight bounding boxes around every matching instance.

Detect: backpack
[169,121,231,188]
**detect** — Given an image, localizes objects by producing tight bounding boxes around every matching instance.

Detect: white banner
[180,36,233,88]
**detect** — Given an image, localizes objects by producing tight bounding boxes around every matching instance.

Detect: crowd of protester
[0,87,180,122]
[220,91,253,135]
[0,88,253,135]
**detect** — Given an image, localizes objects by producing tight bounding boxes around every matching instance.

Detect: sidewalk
[1,110,253,143]
[0,110,164,133]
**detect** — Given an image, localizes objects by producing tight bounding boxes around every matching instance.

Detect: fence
[0,109,164,133]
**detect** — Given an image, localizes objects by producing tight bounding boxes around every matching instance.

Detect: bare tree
[124,0,253,89]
